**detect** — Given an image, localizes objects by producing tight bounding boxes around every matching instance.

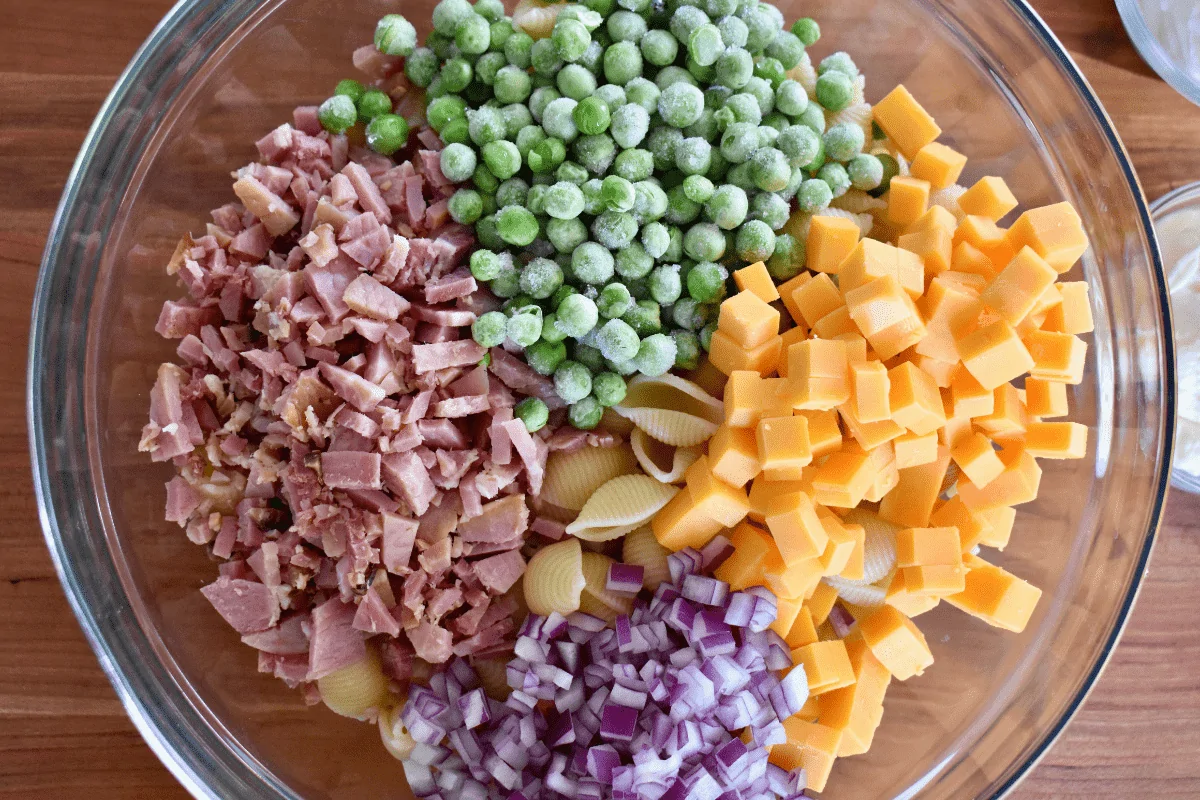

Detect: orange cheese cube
[862,440,901,502]
[980,246,1059,326]
[835,333,869,365]
[766,491,829,565]
[709,330,782,376]
[684,457,751,527]
[975,383,1027,437]
[812,305,858,338]
[916,274,984,364]
[956,319,1035,391]
[929,495,992,552]
[955,214,1010,256]
[888,362,947,435]
[786,605,820,648]
[811,450,876,508]
[733,260,780,302]
[888,176,932,227]
[708,424,762,487]
[844,276,928,360]
[764,552,823,600]
[718,290,781,349]
[958,176,1019,222]
[715,521,778,589]
[896,526,963,567]
[1024,421,1088,459]
[807,215,862,274]
[819,517,858,577]
[893,430,939,468]
[879,446,951,528]
[837,523,866,581]
[850,360,891,423]
[793,272,844,328]
[771,719,843,792]
[652,489,724,550]
[951,431,1006,488]
[977,506,1016,550]
[761,377,799,419]
[957,446,1042,511]
[1025,378,1069,418]
[757,415,814,481]
[1043,281,1093,334]
[725,371,764,427]
[819,639,892,756]
[806,580,840,625]
[898,225,953,277]
[839,239,924,298]
[951,240,997,279]
[914,355,958,388]
[939,413,974,451]
[950,369,994,418]
[778,271,814,328]
[748,476,809,523]
[910,142,967,190]
[788,337,849,385]
[798,409,844,457]
[1023,330,1087,384]
[775,326,810,378]
[771,594,806,639]
[857,604,934,680]
[1006,202,1089,272]
[792,378,852,412]
[839,402,906,451]
[872,84,942,159]
[793,639,856,694]
[885,570,942,617]
[946,555,1042,632]
[905,205,958,237]
[904,564,967,596]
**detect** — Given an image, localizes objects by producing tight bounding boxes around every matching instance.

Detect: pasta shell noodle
[839,508,899,585]
[622,525,671,592]
[523,538,586,616]
[571,520,643,543]
[613,407,720,447]
[540,445,641,511]
[318,645,392,721]
[824,577,887,607]
[631,428,703,484]
[578,551,636,622]
[617,374,724,426]
[378,702,417,761]
[566,474,680,534]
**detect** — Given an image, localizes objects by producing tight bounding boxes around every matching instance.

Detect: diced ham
[452,617,514,657]
[303,258,358,323]
[473,550,526,594]
[489,348,565,409]
[381,512,418,574]
[247,541,281,588]
[256,124,294,163]
[418,537,453,576]
[277,368,339,429]
[423,268,478,304]
[412,340,486,373]
[353,587,401,637]
[241,614,310,655]
[407,620,453,664]
[374,235,411,285]
[342,224,392,269]
[230,223,272,261]
[343,162,393,225]
[307,597,367,680]
[164,477,201,525]
[343,274,409,321]
[432,395,490,418]
[352,44,404,80]
[260,652,311,688]
[232,175,299,236]
[455,494,529,544]
[448,365,490,398]
[504,419,548,494]
[451,598,490,637]
[379,638,414,682]
[200,577,280,634]
[381,451,437,516]
[410,305,477,327]
[299,223,339,268]
[155,300,221,339]
[530,517,568,541]
[402,391,434,425]
[416,418,467,449]
[293,106,321,136]
[321,451,381,490]
[319,361,386,412]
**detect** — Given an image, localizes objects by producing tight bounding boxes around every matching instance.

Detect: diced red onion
[668,548,703,584]
[457,688,490,730]
[600,703,639,742]
[828,603,855,638]
[610,683,649,710]
[722,592,755,627]
[607,563,646,595]
[699,535,735,572]
[681,574,729,607]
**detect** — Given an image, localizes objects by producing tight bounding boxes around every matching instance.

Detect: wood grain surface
[1,0,1197,797]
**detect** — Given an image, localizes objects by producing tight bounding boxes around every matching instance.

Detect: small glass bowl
[1116,0,1200,107]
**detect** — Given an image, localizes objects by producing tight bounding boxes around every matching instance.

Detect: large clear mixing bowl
[27,0,1174,797]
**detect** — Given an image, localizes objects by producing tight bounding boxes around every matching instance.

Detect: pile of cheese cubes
[650,84,1093,792]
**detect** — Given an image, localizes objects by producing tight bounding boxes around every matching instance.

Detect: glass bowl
[1116,0,1200,107]
[28,0,1174,798]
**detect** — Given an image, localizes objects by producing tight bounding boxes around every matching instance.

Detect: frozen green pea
[556,160,589,186]
[494,65,532,104]
[540,314,569,344]
[478,140,519,181]
[592,372,627,406]
[641,29,679,66]
[472,310,509,347]
[763,112,789,132]
[473,164,500,194]
[647,127,685,171]
[455,12,491,55]
[780,164,806,201]
[816,71,853,112]
[725,162,755,191]
[672,297,708,329]
[739,4,778,53]
[765,31,804,69]
[706,148,729,182]
[334,78,366,104]
[529,137,568,173]
[544,181,586,219]
[556,294,600,339]
[655,66,698,91]
[317,95,357,135]
[607,10,647,41]
[727,94,762,126]
[516,125,547,159]
[792,17,820,46]
[519,257,564,299]
[658,82,706,128]
[476,52,507,86]
[749,147,791,192]
[798,103,826,135]
[641,222,672,259]
[819,162,851,198]
[683,174,715,204]
[579,39,605,72]
[573,134,617,174]
[554,361,594,403]
[542,97,580,142]
[595,84,628,113]
[613,148,655,182]
[736,219,776,262]
[671,329,701,370]
[592,210,638,249]
[824,122,865,163]
[604,40,644,85]
[357,89,393,122]
[778,124,820,167]
[818,51,858,77]
[619,80,657,119]
[797,178,833,213]
[687,261,726,302]
[767,232,804,280]
[529,87,561,123]
[476,215,505,251]
[670,5,710,43]
[532,37,564,76]
[706,0,738,17]
[552,17,591,61]
[684,221,726,261]
[749,191,790,231]
[720,121,759,163]
[699,321,717,351]
[714,106,736,131]
[684,108,720,141]
[775,79,808,117]
[633,333,677,377]
[507,312,543,347]
[490,19,514,45]
[665,185,702,225]
[649,263,683,305]
[573,96,611,136]
[501,102,534,137]
[547,217,588,253]
[705,184,748,229]
[598,282,634,319]
[505,30,535,68]
[623,299,662,335]
[688,23,724,67]
[557,64,597,101]
[447,188,483,224]
[872,153,901,196]
[439,58,473,94]
[754,57,787,89]
[574,344,605,375]
[716,15,749,50]
[439,143,477,183]
[470,250,506,282]
[595,318,641,362]
[515,397,551,432]
[404,48,438,88]
[674,137,713,176]
[633,181,669,222]
[568,396,604,430]
[741,76,775,116]
[426,31,455,61]
[572,242,616,285]
[580,178,606,215]
[611,104,651,149]
[615,242,655,279]
[848,153,884,191]
[496,205,540,246]
[559,4,604,29]
[468,106,506,146]
[432,0,473,36]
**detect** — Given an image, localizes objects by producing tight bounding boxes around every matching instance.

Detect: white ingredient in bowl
[1137,0,1200,83]
[1170,244,1200,479]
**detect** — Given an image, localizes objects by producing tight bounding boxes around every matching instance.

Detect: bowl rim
[26,0,1175,798]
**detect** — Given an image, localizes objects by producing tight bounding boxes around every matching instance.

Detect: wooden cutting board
[0,0,1196,796]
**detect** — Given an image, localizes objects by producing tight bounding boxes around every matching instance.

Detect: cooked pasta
[599,407,636,436]
[318,646,391,721]
[378,702,417,761]
[790,51,818,96]
[840,508,900,584]
[621,525,672,592]
[539,445,641,511]
[614,408,721,447]
[619,374,724,424]
[829,102,873,142]
[813,206,874,237]
[631,428,703,484]
[831,189,888,214]
[851,74,866,105]
[931,184,968,222]
[824,576,888,607]
[512,0,566,38]
[523,537,587,616]
[578,551,636,622]
[566,474,680,535]
[572,520,643,543]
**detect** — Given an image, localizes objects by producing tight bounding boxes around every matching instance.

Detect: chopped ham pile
[140,113,589,690]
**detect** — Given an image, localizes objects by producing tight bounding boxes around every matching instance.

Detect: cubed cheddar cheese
[761,377,799,419]
[792,639,856,694]
[813,305,858,338]
[862,440,901,502]
[725,371,764,427]
[898,225,953,277]
[838,239,924,298]
[1024,421,1088,459]
[951,240,997,279]
[806,580,840,625]
[939,413,974,451]
[836,333,870,365]
[819,517,859,577]
[786,605,820,648]
[748,476,809,523]
[733,260,780,302]
[837,523,866,580]
[929,495,993,552]
[797,410,844,458]
[910,142,967,190]
[888,176,932,227]
[957,176,1019,222]
[946,554,1042,632]
[793,272,845,328]
[850,360,891,423]
[770,719,844,792]
[888,362,947,435]
[955,215,1014,267]
[979,247,1058,326]
[807,215,862,274]
[764,552,824,601]
[1025,377,1069,418]
[844,276,928,360]
[896,526,962,567]
[872,84,942,159]
[893,430,939,468]
[715,521,779,589]
[956,319,1035,391]
[684,457,751,526]
[951,431,1006,488]
[1042,281,1093,334]
[1023,330,1087,384]
[709,329,782,376]
[775,326,810,377]
[977,506,1017,550]
[957,446,1042,511]
[878,445,951,528]
[788,338,850,402]
[771,594,806,639]
[1006,202,1089,273]
[857,604,934,680]
[884,570,942,617]
[765,491,829,565]
[653,487,724,550]
[950,369,994,418]
[811,450,877,508]
[778,271,814,327]
[904,564,967,597]
[975,383,1028,438]
[708,424,762,487]
[905,205,958,238]
[819,638,892,757]
[718,290,781,349]
[757,415,814,480]
[917,274,985,364]
[914,354,958,388]
[839,401,906,451]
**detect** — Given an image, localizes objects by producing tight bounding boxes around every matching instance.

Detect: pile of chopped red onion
[400,544,811,800]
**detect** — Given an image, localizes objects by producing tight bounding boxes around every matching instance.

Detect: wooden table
[1,0,1197,796]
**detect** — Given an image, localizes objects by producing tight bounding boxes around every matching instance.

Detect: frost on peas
[547,216,588,253]
[687,261,727,303]
[516,125,547,159]
[797,178,834,213]
[439,117,471,147]
[556,294,600,340]
[474,52,506,86]
[526,184,549,215]
[557,64,598,101]
[818,162,851,199]
[741,76,776,116]
[669,6,710,45]
[507,312,544,348]
[317,95,357,135]
[633,181,669,223]
[569,396,605,430]
[607,10,647,41]
[655,66,698,92]
[595,318,642,362]
[778,123,820,168]
[688,23,724,67]
[671,329,702,370]
[431,0,473,37]
[641,29,680,67]
[519,257,565,299]
[448,188,484,224]
[501,104,534,138]
[592,371,628,407]
[529,87,561,124]
[768,232,805,280]
[470,249,506,282]
[504,31,535,69]
[544,181,586,220]
[603,41,644,85]
[818,51,859,77]
[581,178,606,215]
[613,149,655,182]
[647,127,685,172]
[579,40,605,72]
[633,333,678,377]
[525,339,568,376]
[824,122,865,163]
[641,221,672,260]
[684,221,726,261]
[684,108,719,141]
[552,18,591,61]
[727,93,763,125]
[716,16,750,50]
[515,397,551,433]
[439,143,478,183]
[736,219,776,262]
[573,134,617,175]
[623,299,663,335]
[375,14,418,56]
[616,243,655,280]
[531,38,565,76]
[610,104,651,150]
[749,192,790,231]
[555,160,589,186]
[658,82,706,128]
[848,153,885,191]
[665,185,702,225]
[673,137,713,177]
[649,263,683,305]
[573,96,611,136]
[683,174,715,204]
[472,310,509,347]
[672,297,709,330]
[720,122,759,164]
[592,210,638,250]
[481,140,521,181]
[725,162,755,192]
[600,175,637,213]
[775,79,808,117]
[529,138,568,174]
[401,48,436,88]
[595,84,628,113]
[572,241,616,285]
[750,147,792,192]
[754,57,787,90]
[542,97,580,143]
[705,184,748,230]
[597,282,634,319]
[455,13,491,56]
[815,71,853,112]
[497,205,540,247]
[624,79,661,116]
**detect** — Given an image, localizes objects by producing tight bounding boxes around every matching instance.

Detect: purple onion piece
[607,563,646,595]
